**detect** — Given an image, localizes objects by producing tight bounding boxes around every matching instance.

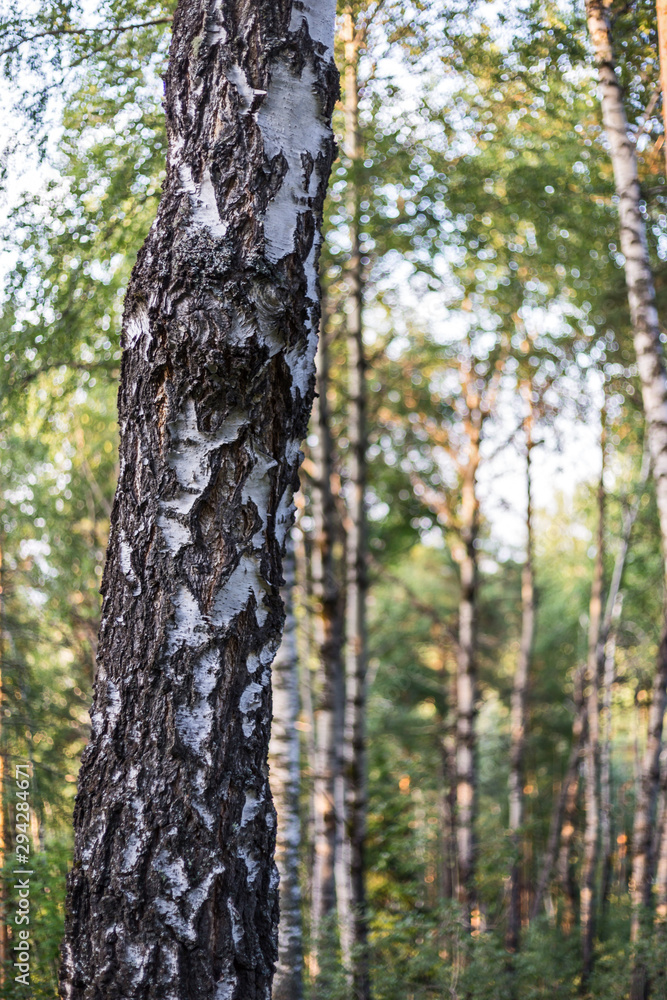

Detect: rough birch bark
[581,424,606,986]
[452,404,481,940]
[309,310,344,977]
[270,542,303,1000]
[337,10,371,999]
[585,4,667,975]
[59,3,338,997]
[506,419,535,954]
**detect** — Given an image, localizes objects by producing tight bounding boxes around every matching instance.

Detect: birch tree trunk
[453,406,481,940]
[531,683,587,921]
[309,311,344,977]
[557,665,586,934]
[441,668,459,903]
[59,3,338,997]
[599,604,619,918]
[586,1,667,971]
[600,443,650,914]
[581,425,606,986]
[337,10,371,999]
[657,0,667,178]
[506,422,535,954]
[270,542,303,1000]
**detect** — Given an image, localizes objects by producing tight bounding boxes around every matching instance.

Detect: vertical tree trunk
[270,543,303,1000]
[453,406,481,941]
[586,6,667,985]
[338,10,371,999]
[581,421,606,987]
[0,535,5,987]
[557,666,587,934]
[309,310,344,977]
[441,666,459,904]
[657,0,667,178]
[599,606,618,918]
[600,443,650,915]
[531,681,587,921]
[506,420,535,954]
[59,3,338,997]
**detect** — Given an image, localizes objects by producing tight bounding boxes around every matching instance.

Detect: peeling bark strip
[60,3,338,998]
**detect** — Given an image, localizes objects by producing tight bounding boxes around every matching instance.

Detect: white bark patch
[215,971,237,1000]
[289,0,336,49]
[238,845,260,884]
[159,400,244,556]
[179,165,228,237]
[241,790,262,826]
[125,304,152,355]
[167,585,211,654]
[225,63,259,112]
[155,852,190,899]
[274,483,294,547]
[175,701,214,758]
[211,554,269,627]
[227,898,244,945]
[156,513,191,556]
[167,400,244,500]
[240,682,263,714]
[124,942,148,985]
[257,60,329,262]
[106,680,121,726]
[119,528,141,595]
[175,648,219,758]
[243,453,278,548]
[240,680,263,737]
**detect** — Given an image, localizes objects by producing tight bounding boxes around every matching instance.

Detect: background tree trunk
[531,683,587,921]
[581,419,606,986]
[657,0,667,178]
[586,5,667,983]
[506,418,535,954]
[270,542,303,1000]
[557,666,586,934]
[338,10,371,1000]
[453,403,481,941]
[59,2,338,997]
[309,310,344,978]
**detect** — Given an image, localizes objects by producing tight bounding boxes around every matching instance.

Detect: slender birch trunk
[506,419,535,954]
[581,422,606,986]
[270,543,303,1000]
[557,665,587,934]
[337,10,371,999]
[600,443,650,914]
[586,5,667,978]
[441,667,459,904]
[310,310,345,977]
[453,405,481,940]
[657,0,667,178]
[599,604,618,918]
[531,681,587,921]
[0,536,5,986]
[59,3,337,996]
